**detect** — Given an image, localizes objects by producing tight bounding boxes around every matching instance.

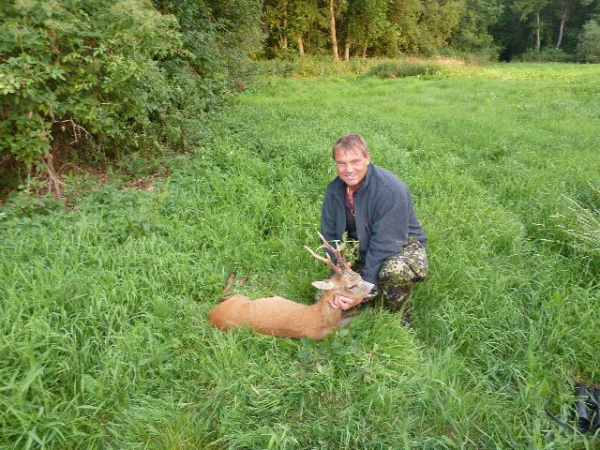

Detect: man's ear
[312,280,335,290]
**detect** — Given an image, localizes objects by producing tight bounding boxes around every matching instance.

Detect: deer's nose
[363,281,375,291]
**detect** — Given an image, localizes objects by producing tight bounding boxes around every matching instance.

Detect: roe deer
[207,232,374,341]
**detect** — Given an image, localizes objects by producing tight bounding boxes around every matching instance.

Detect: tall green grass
[1,63,599,449]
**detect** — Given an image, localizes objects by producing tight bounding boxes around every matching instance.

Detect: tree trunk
[298,36,304,56]
[362,40,368,58]
[556,7,567,49]
[282,17,288,49]
[329,0,339,60]
[344,40,350,61]
[41,153,64,197]
[536,12,541,53]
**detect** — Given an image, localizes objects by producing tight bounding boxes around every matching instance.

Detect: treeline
[262,0,600,61]
[1,0,600,191]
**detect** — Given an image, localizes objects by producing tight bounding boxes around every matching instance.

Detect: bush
[0,0,184,170]
[252,57,449,80]
[251,56,382,78]
[518,47,575,63]
[364,60,441,78]
[441,46,501,64]
[0,0,264,191]
[250,60,299,78]
[577,20,600,63]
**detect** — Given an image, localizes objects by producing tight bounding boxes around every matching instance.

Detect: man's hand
[332,294,364,311]
[331,286,378,310]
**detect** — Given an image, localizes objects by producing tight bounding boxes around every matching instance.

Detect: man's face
[334,147,370,190]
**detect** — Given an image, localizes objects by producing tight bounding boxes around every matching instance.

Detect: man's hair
[332,134,369,159]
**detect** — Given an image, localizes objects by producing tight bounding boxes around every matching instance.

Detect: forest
[262,0,600,62]
[1,0,600,190]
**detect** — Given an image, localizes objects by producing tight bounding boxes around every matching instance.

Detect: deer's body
[207,233,374,341]
[208,291,350,341]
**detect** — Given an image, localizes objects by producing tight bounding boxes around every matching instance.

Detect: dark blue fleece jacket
[320,163,427,285]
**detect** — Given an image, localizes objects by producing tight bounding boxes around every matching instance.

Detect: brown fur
[207,233,374,341]
[207,271,373,341]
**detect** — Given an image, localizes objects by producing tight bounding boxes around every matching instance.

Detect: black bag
[547,382,600,434]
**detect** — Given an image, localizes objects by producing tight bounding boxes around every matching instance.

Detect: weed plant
[363,60,443,78]
[251,56,459,79]
[1,63,599,449]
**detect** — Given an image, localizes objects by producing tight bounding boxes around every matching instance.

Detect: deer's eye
[347,284,358,290]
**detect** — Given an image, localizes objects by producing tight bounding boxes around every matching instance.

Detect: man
[320,133,428,323]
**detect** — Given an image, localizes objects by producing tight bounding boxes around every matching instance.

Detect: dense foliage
[577,19,600,61]
[261,0,600,60]
[0,0,263,190]
[1,1,180,174]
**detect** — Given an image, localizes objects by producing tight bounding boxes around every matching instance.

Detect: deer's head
[305,232,374,299]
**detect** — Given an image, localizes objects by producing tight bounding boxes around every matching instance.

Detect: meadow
[1,62,599,449]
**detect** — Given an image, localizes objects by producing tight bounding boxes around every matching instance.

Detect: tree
[345,0,390,58]
[328,0,343,60]
[384,0,422,55]
[512,0,552,52]
[449,0,504,56]
[417,0,467,55]
[257,0,599,60]
[207,0,264,55]
[577,18,600,60]
[550,0,597,50]
[0,0,184,186]
[263,0,292,53]
[289,0,322,55]
[263,0,321,56]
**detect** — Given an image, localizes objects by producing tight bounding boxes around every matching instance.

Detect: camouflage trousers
[377,237,428,320]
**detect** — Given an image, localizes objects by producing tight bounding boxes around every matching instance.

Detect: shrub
[441,46,500,64]
[251,56,382,78]
[0,0,183,172]
[252,59,298,77]
[0,0,267,192]
[364,60,441,78]
[577,19,600,63]
[518,47,575,63]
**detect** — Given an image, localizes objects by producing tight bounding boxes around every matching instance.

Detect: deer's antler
[304,232,348,273]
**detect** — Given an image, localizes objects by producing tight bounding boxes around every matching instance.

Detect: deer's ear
[312,280,335,290]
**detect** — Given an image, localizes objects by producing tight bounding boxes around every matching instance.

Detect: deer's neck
[314,290,341,317]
